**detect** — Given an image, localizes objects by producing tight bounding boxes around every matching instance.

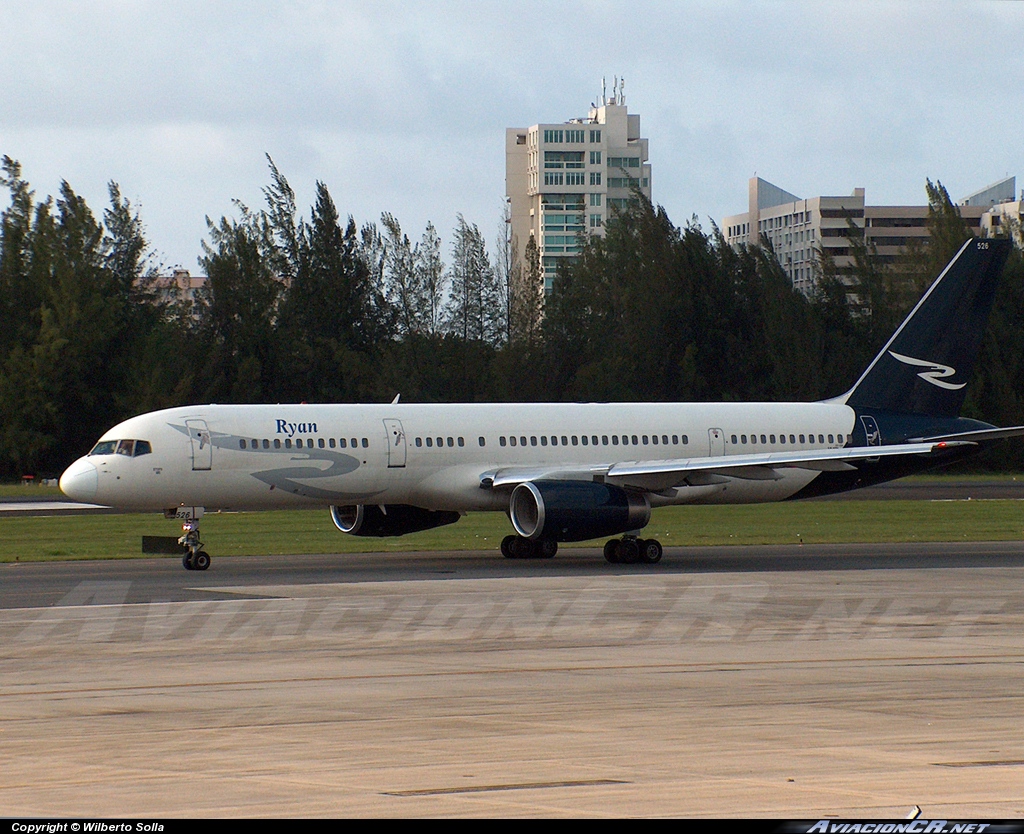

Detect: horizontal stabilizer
[909,425,1024,444]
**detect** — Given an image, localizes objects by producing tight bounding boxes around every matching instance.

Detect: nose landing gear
[179,520,210,571]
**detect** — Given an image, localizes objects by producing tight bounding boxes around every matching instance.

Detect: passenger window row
[728,433,847,446]
[414,436,467,448]
[498,433,689,448]
[239,437,369,450]
[236,431,847,453]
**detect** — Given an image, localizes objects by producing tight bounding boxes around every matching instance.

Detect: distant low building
[722,176,1016,294]
[964,179,1024,245]
[151,268,207,308]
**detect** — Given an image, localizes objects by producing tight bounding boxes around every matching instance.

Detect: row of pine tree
[1,155,1022,478]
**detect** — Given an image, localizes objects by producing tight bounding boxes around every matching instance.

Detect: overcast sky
[1,0,1022,270]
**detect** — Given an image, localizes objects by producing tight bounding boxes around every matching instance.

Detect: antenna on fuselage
[391,393,401,404]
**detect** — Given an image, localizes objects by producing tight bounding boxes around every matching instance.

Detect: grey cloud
[0,0,1021,270]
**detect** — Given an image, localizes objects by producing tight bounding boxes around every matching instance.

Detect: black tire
[539,539,558,559]
[194,551,211,571]
[182,553,194,570]
[640,539,663,564]
[501,535,517,558]
[511,536,536,559]
[618,539,640,564]
[604,539,620,564]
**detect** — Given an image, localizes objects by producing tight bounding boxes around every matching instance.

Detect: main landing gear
[604,536,663,565]
[500,534,664,564]
[501,535,558,559]
[179,520,211,571]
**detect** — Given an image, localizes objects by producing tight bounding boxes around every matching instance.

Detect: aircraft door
[708,427,725,457]
[185,419,213,471]
[860,415,881,447]
[860,415,881,462]
[383,418,407,468]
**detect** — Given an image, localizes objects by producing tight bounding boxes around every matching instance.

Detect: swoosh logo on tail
[888,351,966,390]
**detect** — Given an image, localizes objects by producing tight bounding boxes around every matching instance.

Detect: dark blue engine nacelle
[331,504,462,537]
[509,480,651,542]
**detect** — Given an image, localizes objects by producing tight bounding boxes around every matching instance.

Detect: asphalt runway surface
[3,543,1024,818]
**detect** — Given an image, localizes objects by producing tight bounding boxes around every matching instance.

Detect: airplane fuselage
[60,400,981,515]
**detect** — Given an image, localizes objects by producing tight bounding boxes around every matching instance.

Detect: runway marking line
[934,759,1024,768]
[382,778,629,796]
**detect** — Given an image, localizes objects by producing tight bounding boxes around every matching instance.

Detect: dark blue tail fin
[844,238,1011,417]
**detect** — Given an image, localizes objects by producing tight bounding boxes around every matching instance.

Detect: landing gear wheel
[502,535,558,560]
[510,536,536,559]
[178,521,207,571]
[618,538,640,564]
[640,539,663,564]
[604,539,620,564]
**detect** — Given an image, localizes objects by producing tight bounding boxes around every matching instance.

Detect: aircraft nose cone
[59,458,98,502]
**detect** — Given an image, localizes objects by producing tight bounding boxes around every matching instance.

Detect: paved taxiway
[3,544,1024,817]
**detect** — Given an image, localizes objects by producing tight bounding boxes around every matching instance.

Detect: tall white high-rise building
[506,81,651,293]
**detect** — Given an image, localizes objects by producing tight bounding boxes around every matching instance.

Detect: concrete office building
[964,178,1024,244]
[506,81,651,293]
[721,177,1014,294]
[152,268,207,308]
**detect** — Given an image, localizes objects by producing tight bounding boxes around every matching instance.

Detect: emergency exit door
[383,418,407,468]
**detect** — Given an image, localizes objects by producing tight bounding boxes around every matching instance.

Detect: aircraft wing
[482,440,973,494]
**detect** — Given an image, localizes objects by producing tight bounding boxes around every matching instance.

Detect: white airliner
[60,238,1020,570]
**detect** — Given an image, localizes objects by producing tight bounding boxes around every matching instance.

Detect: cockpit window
[89,439,152,457]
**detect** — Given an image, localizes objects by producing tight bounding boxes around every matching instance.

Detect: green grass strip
[2,499,1023,562]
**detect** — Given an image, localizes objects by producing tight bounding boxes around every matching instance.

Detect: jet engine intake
[330,504,462,537]
[509,480,651,542]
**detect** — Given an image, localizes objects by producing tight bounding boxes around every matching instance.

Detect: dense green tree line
[1,156,1022,478]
